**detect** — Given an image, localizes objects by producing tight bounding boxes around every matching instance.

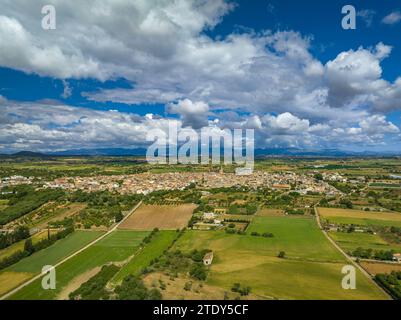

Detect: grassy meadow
[328,231,401,253]
[172,216,388,300]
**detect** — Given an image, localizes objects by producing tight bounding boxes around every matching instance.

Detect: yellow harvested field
[257,208,285,216]
[317,207,401,222]
[119,204,196,231]
[361,262,401,276]
[0,272,34,296]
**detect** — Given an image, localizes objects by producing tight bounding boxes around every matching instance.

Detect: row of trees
[0,226,30,249]
[69,264,120,300]
[352,247,395,261]
[250,231,274,238]
[0,226,74,270]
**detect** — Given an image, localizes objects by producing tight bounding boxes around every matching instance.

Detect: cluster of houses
[0,175,35,189]
[39,170,340,197]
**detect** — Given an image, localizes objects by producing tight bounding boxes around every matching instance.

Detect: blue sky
[1,0,401,153]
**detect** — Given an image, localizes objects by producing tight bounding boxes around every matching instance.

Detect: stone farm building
[203,252,214,266]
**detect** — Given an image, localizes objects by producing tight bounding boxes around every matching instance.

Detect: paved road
[314,206,391,299]
[0,201,142,300]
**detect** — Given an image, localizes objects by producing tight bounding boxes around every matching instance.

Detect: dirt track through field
[57,267,101,300]
[314,207,392,300]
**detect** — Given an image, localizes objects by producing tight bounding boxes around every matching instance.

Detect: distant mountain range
[1,147,400,157]
[0,151,52,159]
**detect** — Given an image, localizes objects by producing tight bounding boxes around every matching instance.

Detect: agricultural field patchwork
[8,230,149,300]
[171,216,387,300]
[0,230,103,296]
[2,157,401,300]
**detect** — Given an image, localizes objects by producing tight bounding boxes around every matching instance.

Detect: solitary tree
[278,251,286,259]
[24,238,35,254]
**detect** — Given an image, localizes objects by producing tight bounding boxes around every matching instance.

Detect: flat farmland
[7,231,104,274]
[256,208,285,216]
[246,216,344,262]
[172,216,388,300]
[361,261,401,276]
[0,272,33,297]
[328,231,401,253]
[112,230,178,284]
[317,207,401,228]
[8,230,149,300]
[119,204,196,231]
[0,230,103,297]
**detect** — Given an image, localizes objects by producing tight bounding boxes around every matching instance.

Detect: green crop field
[8,230,149,300]
[112,230,178,284]
[246,216,344,262]
[172,216,388,300]
[0,199,8,210]
[7,231,104,274]
[328,232,401,253]
[0,231,103,296]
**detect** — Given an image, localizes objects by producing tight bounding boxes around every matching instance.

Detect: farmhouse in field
[393,253,401,263]
[203,252,214,266]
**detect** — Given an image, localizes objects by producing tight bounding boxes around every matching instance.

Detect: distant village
[2,171,341,195]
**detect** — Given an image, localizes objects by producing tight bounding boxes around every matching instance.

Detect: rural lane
[0,200,143,300]
[314,207,392,300]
